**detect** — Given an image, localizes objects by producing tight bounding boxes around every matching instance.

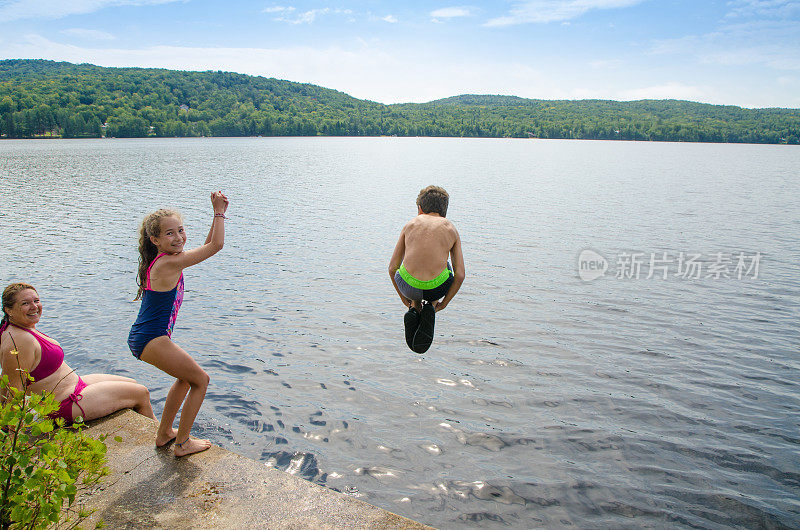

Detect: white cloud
[726,0,800,19]
[293,9,327,23]
[271,7,352,24]
[0,0,182,22]
[589,59,623,69]
[382,14,398,23]
[567,87,603,99]
[652,20,800,70]
[262,6,295,14]
[60,28,115,40]
[703,45,800,70]
[777,75,800,86]
[485,0,643,27]
[617,83,709,101]
[649,1,800,73]
[430,7,471,18]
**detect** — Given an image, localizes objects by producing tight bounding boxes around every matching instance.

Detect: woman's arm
[1,332,38,391]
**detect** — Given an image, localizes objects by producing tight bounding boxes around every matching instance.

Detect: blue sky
[0,0,798,107]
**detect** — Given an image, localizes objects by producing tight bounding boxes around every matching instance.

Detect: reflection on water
[1,137,798,528]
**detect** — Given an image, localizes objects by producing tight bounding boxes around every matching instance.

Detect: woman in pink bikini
[0,282,155,425]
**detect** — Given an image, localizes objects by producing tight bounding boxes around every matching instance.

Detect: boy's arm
[388,227,412,307]
[434,228,465,312]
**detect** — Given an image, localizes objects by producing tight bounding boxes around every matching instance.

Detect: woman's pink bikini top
[7,323,64,381]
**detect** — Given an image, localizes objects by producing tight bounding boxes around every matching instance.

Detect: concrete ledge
[78,410,432,529]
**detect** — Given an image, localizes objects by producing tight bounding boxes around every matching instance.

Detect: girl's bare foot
[174,436,212,457]
[156,427,179,447]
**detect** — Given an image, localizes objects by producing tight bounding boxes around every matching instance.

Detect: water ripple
[1,138,798,528]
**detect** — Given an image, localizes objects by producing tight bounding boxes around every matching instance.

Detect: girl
[128,191,228,457]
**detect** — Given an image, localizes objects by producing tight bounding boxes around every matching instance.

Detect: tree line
[1,59,798,144]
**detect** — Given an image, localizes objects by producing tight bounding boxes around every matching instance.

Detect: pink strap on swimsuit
[145,253,162,290]
[146,252,184,291]
[1,323,85,424]
[146,252,184,336]
[50,377,87,425]
[7,323,64,382]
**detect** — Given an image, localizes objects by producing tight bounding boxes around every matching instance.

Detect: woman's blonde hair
[135,210,181,300]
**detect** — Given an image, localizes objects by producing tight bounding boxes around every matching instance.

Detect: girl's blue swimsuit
[128,253,184,359]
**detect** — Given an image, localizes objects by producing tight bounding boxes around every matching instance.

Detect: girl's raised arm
[167,191,228,270]
[204,191,229,245]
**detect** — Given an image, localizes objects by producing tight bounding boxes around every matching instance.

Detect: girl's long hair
[135,210,180,301]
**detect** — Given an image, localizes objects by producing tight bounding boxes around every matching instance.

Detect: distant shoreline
[2,59,799,145]
[2,136,798,147]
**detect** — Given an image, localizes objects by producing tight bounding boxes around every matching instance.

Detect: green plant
[1,350,109,530]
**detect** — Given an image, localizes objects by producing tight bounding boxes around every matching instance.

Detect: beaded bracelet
[214,213,228,219]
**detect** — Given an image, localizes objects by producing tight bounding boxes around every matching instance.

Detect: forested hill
[1,59,798,144]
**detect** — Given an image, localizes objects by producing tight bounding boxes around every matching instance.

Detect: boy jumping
[389,185,465,353]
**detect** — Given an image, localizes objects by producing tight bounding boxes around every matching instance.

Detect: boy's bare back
[389,185,465,315]
[401,214,458,280]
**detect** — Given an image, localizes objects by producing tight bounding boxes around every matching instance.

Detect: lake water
[1,137,798,528]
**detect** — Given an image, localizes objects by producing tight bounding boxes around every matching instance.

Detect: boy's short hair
[416,185,449,216]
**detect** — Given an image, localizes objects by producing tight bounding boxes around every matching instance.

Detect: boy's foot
[155,427,178,448]
[174,436,212,457]
[412,303,435,354]
[404,306,420,350]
